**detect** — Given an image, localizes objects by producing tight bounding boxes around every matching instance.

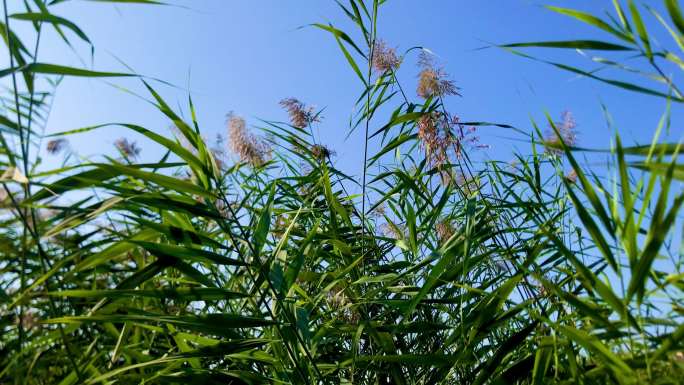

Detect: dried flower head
[17,312,38,330]
[215,199,236,219]
[416,51,459,99]
[417,112,444,165]
[436,219,455,244]
[279,98,320,129]
[47,138,68,155]
[440,169,481,194]
[326,289,359,323]
[271,214,289,237]
[454,172,481,195]
[380,222,405,239]
[417,112,486,168]
[545,111,578,156]
[115,138,141,158]
[227,113,271,167]
[371,203,386,218]
[537,284,549,298]
[439,169,454,187]
[372,39,401,73]
[327,289,349,310]
[311,144,335,160]
[493,260,508,273]
[565,169,578,184]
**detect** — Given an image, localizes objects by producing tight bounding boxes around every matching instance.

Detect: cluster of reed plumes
[1,1,683,385]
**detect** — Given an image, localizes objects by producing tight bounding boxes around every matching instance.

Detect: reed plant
[0,1,683,384]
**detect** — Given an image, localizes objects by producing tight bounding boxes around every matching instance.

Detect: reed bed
[0,1,683,384]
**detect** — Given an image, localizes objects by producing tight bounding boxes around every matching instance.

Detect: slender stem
[215,182,323,383]
[361,7,377,269]
[24,21,43,177]
[650,58,683,100]
[2,0,28,377]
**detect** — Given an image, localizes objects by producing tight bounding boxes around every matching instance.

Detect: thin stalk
[360,2,377,266]
[214,183,323,384]
[2,0,28,359]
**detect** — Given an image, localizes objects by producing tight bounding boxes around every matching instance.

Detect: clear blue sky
[4,0,682,183]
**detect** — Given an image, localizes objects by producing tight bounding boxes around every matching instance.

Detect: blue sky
[4,0,682,183]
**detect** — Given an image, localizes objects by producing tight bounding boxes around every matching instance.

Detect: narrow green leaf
[547,6,635,43]
[501,40,633,51]
[628,0,652,59]
[665,0,684,36]
[0,63,135,78]
[10,12,91,44]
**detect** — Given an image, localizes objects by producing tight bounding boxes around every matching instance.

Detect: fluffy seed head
[536,284,550,298]
[436,219,455,244]
[380,222,405,240]
[227,113,271,167]
[279,98,320,129]
[439,169,453,187]
[417,112,448,167]
[311,144,335,160]
[215,199,236,220]
[371,204,386,218]
[115,138,141,158]
[454,172,481,195]
[545,111,578,155]
[416,51,459,99]
[17,312,38,330]
[417,112,486,168]
[47,139,68,155]
[372,39,401,73]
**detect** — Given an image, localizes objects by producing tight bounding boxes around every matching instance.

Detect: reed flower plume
[46,138,68,155]
[418,112,449,167]
[371,203,386,218]
[279,98,320,129]
[380,222,405,240]
[114,138,141,158]
[416,51,459,99]
[17,312,38,331]
[439,169,454,187]
[227,113,271,167]
[311,144,335,160]
[545,111,578,155]
[215,198,237,220]
[371,39,401,73]
[417,111,486,168]
[436,219,455,245]
[454,172,481,195]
